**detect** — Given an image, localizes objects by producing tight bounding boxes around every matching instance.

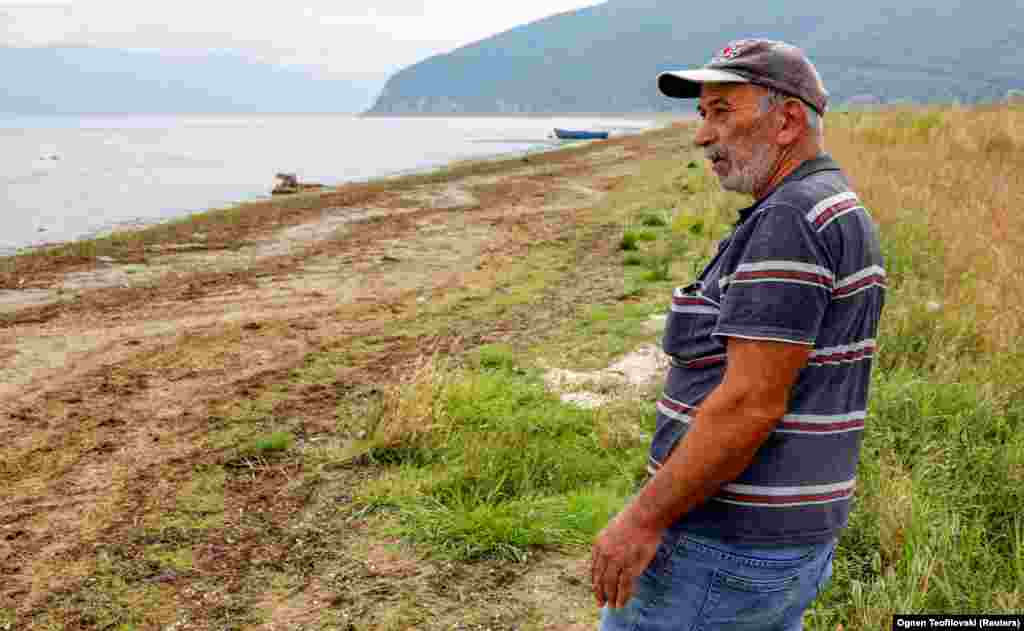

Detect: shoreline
[0,138,564,258]
[3,118,683,259]
[1,122,690,304]
[1,148,529,258]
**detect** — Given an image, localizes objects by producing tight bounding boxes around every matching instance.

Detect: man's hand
[589,338,811,610]
[590,509,663,609]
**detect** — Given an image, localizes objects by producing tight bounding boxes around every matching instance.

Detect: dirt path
[0,128,683,628]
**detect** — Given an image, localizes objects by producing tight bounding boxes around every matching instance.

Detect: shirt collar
[735,153,841,224]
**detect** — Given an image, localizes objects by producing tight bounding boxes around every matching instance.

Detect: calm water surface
[1,114,655,255]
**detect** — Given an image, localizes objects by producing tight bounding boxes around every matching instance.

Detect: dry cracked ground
[0,128,685,630]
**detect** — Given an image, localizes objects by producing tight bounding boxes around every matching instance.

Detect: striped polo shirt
[650,154,886,545]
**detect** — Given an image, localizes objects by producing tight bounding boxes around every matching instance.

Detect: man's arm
[591,337,812,609]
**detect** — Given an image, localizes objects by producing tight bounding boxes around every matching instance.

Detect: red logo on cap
[710,42,747,65]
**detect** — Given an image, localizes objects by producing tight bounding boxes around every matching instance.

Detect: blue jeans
[599,529,836,631]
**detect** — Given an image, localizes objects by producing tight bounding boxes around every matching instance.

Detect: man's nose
[694,120,715,147]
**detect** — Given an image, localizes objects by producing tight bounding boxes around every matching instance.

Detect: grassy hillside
[368,0,1024,114]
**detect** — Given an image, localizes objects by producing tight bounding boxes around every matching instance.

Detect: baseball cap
[657,39,829,115]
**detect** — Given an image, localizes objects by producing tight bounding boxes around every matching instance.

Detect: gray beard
[718,142,779,195]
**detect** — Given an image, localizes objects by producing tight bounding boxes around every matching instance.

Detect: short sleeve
[714,204,833,345]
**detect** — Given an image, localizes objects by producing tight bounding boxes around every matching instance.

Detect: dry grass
[369,346,455,450]
[791,104,1024,626]
[828,105,1024,355]
[872,457,913,572]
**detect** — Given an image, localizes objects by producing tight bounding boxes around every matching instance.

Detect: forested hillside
[367,0,1024,114]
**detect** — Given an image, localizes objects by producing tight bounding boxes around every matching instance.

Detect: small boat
[553,128,610,140]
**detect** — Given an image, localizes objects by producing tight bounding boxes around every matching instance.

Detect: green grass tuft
[639,212,668,227]
[640,267,670,283]
[473,343,517,371]
[357,366,649,561]
[250,431,294,454]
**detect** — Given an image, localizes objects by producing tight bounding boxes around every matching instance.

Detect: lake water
[0,114,656,255]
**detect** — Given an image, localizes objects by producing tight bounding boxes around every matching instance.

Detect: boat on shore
[553,128,610,140]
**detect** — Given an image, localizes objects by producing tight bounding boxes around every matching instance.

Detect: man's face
[694,83,781,195]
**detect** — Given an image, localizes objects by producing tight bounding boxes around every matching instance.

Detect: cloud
[1,1,601,76]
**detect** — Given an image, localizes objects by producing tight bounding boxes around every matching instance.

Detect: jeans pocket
[697,569,800,631]
[645,527,683,579]
[814,544,837,594]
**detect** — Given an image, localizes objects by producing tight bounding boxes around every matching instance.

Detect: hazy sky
[1,0,603,79]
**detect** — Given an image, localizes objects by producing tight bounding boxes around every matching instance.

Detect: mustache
[705,146,727,162]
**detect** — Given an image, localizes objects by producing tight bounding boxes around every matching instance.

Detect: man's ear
[777,99,807,145]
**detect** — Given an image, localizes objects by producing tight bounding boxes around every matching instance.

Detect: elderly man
[591,40,886,630]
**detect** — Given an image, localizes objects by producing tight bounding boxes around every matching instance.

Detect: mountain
[367,0,1024,114]
[1,46,385,115]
